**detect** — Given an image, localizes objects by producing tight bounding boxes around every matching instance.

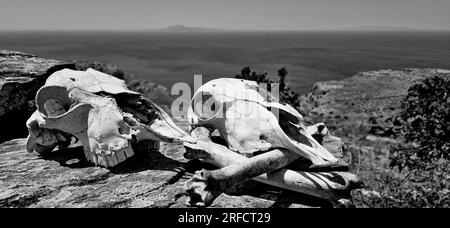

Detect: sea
[1,31,450,94]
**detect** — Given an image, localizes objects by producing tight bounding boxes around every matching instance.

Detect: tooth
[137,140,160,152]
[124,147,134,159]
[106,154,119,167]
[96,155,106,167]
[116,150,127,163]
[91,154,98,165]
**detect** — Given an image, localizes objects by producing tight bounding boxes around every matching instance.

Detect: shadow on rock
[39,146,185,175]
[38,146,91,169]
[226,180,332,208]
[109,149,185,175]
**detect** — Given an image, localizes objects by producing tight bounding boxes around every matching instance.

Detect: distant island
[149,25,228,33]
[147,25,445,33]
[347,25,421,31]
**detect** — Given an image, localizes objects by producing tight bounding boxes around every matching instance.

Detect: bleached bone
[184,127,362,207]
[188,78,338,165]
[184,78,359,207]
[26,68,194,167]
[26,110,70,154]
[306,123,344,159]
[32,86,135,166]
[44,68,140,95]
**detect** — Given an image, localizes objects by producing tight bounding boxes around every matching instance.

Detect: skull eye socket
[36,86,73,117]
[191,92,221,120]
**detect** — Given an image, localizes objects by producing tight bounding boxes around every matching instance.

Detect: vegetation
[354,76,449,208]
[235,67,301,110]
[385,76,450,207]
[237,68,449,207]
[390,76,450,171]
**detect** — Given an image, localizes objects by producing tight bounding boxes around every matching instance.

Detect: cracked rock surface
[0,137,331,208]
[0,50,74,142]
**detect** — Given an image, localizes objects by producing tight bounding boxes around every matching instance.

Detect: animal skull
[183,78,361,207]
[188,78,338,165]
[26,68,193,167]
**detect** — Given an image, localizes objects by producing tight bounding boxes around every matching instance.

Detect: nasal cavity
[317,125,325,134]
[259,134,267,141]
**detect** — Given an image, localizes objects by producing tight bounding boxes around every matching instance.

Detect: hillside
[297,68,450,206]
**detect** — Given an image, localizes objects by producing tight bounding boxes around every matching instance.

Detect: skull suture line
[26,68,194,167]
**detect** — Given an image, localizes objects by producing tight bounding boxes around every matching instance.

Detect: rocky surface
[0,138,332,208]
[0,50,74,142]
[297,68,450,206]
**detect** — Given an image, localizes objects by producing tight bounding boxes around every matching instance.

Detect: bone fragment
[184,127,363,207]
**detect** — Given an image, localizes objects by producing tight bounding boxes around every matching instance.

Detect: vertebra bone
[184,127,362,207]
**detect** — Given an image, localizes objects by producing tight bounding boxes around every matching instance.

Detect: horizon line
[2,24,450,32]
[2,28,450,32]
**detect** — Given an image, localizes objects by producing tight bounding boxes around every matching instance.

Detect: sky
[1,0,449,31]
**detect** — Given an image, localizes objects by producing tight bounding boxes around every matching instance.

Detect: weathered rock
[0,50,75,142]
[0,138,331,208]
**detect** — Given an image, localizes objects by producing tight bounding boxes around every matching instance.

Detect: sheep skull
[26,68,193,167]
[187,78,338,165]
